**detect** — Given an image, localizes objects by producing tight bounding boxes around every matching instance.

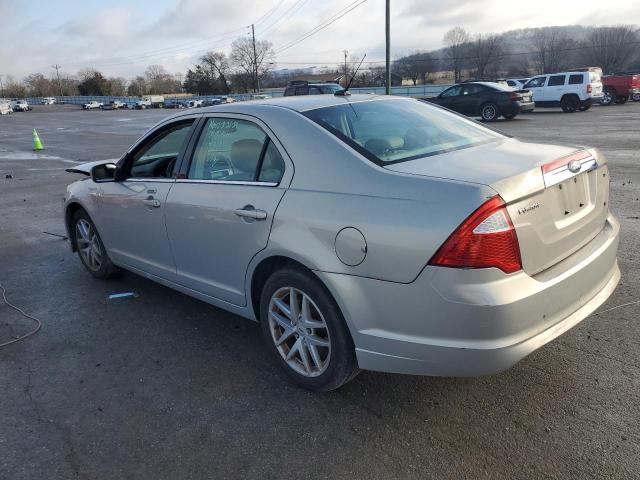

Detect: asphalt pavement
[1,103,639,480]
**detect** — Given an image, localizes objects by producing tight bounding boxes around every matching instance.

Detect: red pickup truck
[601,74,640,105]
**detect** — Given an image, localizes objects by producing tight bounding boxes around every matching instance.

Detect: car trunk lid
[385,138,610,275]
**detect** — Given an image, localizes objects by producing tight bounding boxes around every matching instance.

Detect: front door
[97,119,197,280]
[524,76,547,103]
[165,115,290,306]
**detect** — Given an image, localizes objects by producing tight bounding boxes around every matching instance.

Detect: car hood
[383,137,580,200]
[65,159,115,176]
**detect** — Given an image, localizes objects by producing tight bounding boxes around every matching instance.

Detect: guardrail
[23,84,452,106]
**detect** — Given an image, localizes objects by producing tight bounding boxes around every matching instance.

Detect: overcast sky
[1,0,639,80]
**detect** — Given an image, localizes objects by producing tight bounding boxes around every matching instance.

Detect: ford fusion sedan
[64,95,619,391]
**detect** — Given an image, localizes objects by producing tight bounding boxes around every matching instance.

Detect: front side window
[130,121,194,178]
[548,75,566,86]
[525,77,546,88]
[188,118,284,183]
[462,84,485,95]
[304,99,504,165]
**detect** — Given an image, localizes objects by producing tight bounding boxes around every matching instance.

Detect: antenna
[335,54,366,96]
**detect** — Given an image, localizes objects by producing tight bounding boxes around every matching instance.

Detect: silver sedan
[64,95,620,391]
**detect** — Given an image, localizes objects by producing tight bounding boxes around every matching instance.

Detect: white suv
[522,71,603,112]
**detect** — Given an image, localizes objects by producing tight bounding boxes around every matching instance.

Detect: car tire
[72,209,120,279]
[259,267,359,392]
[502,112,517,119]
[600,88,615,106]
[480,102,499,121]
[560,95,579,113]
[615,96,628,104]
[632,93,640,102]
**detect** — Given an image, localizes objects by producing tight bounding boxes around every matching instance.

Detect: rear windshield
[303,99,504,165]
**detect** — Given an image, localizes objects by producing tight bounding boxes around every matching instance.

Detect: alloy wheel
[601,91,612,105]
[76,219,103,271]
[268,287,331,377]
[482,104,497,121]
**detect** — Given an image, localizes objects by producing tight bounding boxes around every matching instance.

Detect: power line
[259,0,309,37]
[274,0,368,54]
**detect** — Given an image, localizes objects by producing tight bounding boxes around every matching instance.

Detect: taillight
[509,92,520,101]
[429,196,522,274]
[587,84,592,93]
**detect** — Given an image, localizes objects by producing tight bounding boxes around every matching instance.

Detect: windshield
[303,98,504,165]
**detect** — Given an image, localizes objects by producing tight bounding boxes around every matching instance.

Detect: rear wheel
[480,102,499,121]
[560,95,579,113]
[615,96,628,104]
[72,209,119,279]
[259,267,359,391]
[600,88,615,106]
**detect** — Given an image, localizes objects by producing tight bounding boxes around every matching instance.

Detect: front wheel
[632,92,640,102]
[260,268,359,391]
[72,209,120,279]
[480,102,499,121]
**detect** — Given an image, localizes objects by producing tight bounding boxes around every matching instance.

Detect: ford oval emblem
[568,160,582,173]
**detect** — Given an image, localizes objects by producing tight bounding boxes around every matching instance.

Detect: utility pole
[343,49,348,86]
[385,0,391,95]
[251,24,259,93]
[52,64,63,97]
[0,75,4,98]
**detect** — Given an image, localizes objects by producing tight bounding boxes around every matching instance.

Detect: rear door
[546,74,567,102]
[165,114,292,306]
[458,84,487,115]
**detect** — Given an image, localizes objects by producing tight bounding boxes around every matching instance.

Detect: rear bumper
[316,214,620,376]
[502,101,535,115]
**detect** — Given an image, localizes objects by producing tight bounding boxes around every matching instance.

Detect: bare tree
[107,77,127,96]
[230,37,274,92]
[393,52,435,85]
[24,73,56,97]
[581,26,639,74]
[469,34,504,79]
[444,27,470,82]
[200,52,231,93]
[532,29,575,74]
[127,76,147,96]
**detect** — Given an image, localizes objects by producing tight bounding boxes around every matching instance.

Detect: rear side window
[568,74,584,85]
[309,87,322,94]
[304,99,504,165]
[462,84,485,95]
[548,75,566,86]
[188,118,284,183]
[295,86,309,95]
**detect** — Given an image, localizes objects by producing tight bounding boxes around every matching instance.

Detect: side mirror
[91,163,117,183]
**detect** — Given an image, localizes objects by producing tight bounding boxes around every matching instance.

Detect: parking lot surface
[1,103,639,479]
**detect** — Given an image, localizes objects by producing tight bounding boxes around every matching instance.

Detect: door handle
[142,197,161,208]
[234,207,267,220]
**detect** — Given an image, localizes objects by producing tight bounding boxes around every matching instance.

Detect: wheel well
[250,256,314,320]
[561,93,580,102]
[65,202,85,251]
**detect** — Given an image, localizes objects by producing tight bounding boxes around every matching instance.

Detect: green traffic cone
[32,129,44,151]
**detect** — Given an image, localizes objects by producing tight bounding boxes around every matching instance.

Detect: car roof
[188,93,392,114]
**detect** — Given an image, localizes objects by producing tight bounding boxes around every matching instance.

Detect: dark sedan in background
[425,82,535,121]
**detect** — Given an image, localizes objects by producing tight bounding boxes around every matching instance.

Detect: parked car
[101,100,126,110]
[83,101,103,110]
[202,98,223,107]
[41,97,56,105]
[425,81,534,121]
[506,78,530,89]
[63,95,620,391]
[522,71,603,112]
[0,100,12,115]
[164,100,186,109]
[186,99,204,108]
[600,74,640,105]
[10,99,30,111]
[284,81,344,96]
